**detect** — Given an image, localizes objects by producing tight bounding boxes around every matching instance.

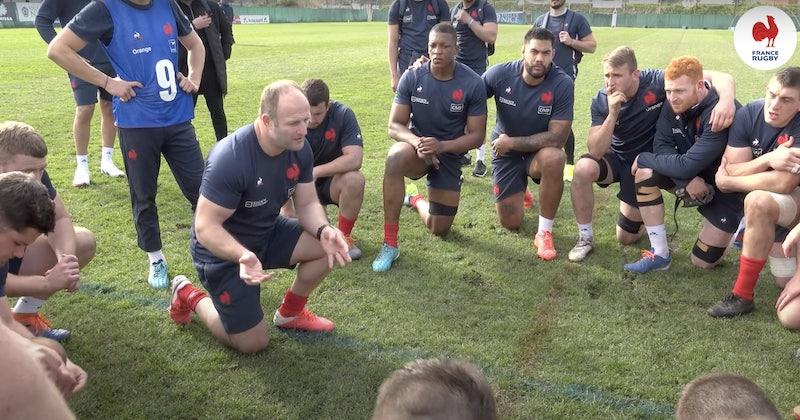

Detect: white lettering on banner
[239,14,270,24]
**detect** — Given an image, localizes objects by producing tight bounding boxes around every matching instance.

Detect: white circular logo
[734,6,797,71]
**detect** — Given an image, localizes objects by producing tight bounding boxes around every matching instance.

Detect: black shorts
[193,216,304,334]
[698,190,745,234]
[315,176,335,206]
[69,62,115,106]
[491,151,538,202]
[595,151,637,207]
[410,152,464,192]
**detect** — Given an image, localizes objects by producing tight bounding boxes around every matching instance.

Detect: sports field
[1,22,799,418]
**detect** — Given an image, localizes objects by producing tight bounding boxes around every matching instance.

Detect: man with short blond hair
[624,56,741,273]
[169,80,351,354]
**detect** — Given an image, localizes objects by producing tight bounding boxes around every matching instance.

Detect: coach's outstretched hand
[319,226,351,269]
[107,77,143,102]
[239,251,274,285]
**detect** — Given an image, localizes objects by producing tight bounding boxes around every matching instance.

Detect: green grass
[1,23,799,418]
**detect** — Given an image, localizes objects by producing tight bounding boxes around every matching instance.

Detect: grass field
[1,22,799,418]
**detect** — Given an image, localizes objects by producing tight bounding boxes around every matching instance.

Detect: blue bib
[103,0,193,128]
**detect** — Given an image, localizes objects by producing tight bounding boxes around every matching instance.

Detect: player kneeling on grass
[706,67,800,321]
[625,56,741,273]
[483,27,574,261]
[0,122,96,342]
[373,22,487,273]
[281,78,365,260]
[168,81,351,354]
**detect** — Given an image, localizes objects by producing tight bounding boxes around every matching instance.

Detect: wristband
[316,224,333,240]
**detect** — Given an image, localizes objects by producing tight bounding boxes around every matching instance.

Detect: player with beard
[483,27,574,260]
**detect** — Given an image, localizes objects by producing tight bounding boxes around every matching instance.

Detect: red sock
[409,195,424,209]
[179,284,207,311]
[338,214,356,236]
[732,255,766,301]
[278,290,308,318]
[384,223,399,248]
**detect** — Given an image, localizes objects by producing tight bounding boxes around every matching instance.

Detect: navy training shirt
[67,0,194,128]
[388,0,450,57]
[451,0,496,74]
[36,0,110,65]
[533,10,592,80]
[483,60,574,146]
[307,101,363,166]
[636,86,730,185]
[590,68,666,161]
[728,99,800,157]
[395,61,487,142]
[191,124,314,263]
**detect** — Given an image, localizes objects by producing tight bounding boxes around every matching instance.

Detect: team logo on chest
[286,163,300,181]
[133,32,143,40]
[450,88,464,112]
[499,86,516,106]
[777,133,790,145]
[643,90,656,106]
[537,90,553,115]
[324,128,336,142]
[163,23,173,36]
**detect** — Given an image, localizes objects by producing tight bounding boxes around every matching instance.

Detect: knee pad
[692,239,726,264]
[635,176,664,207]
[428,201,458,216]
[766,189,800,227]
[617,212,643,234]
[580,153,608,182]
[769,255,797,278]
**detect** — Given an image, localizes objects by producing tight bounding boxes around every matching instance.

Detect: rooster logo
[324,128,336,142]
[451,88,464,102]
[540,91,553,105]
[643,90,657,106]
[286,163,300,181]
[752,15,778,48]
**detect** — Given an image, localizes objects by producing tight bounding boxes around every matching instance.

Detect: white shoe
[100,160,126,178]
[72,166,90,187]
[568,238,593,262]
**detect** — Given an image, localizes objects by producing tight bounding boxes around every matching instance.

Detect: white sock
[646,224,669,257]
[76,155,89,167]
[13,297,44,314]
[148,250,165,264]
[476,143,486,162]
[101,147,114,163]
[538,216,554,234]
[578,223,593,241]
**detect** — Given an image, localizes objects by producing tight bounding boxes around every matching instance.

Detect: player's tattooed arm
[507,119,571,153]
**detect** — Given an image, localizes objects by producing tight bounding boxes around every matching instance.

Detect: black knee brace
[580,154,608,182]
[635,176,664,207]
[617,213,643,234]
[692,239,726,264]
[429,201,458,216]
